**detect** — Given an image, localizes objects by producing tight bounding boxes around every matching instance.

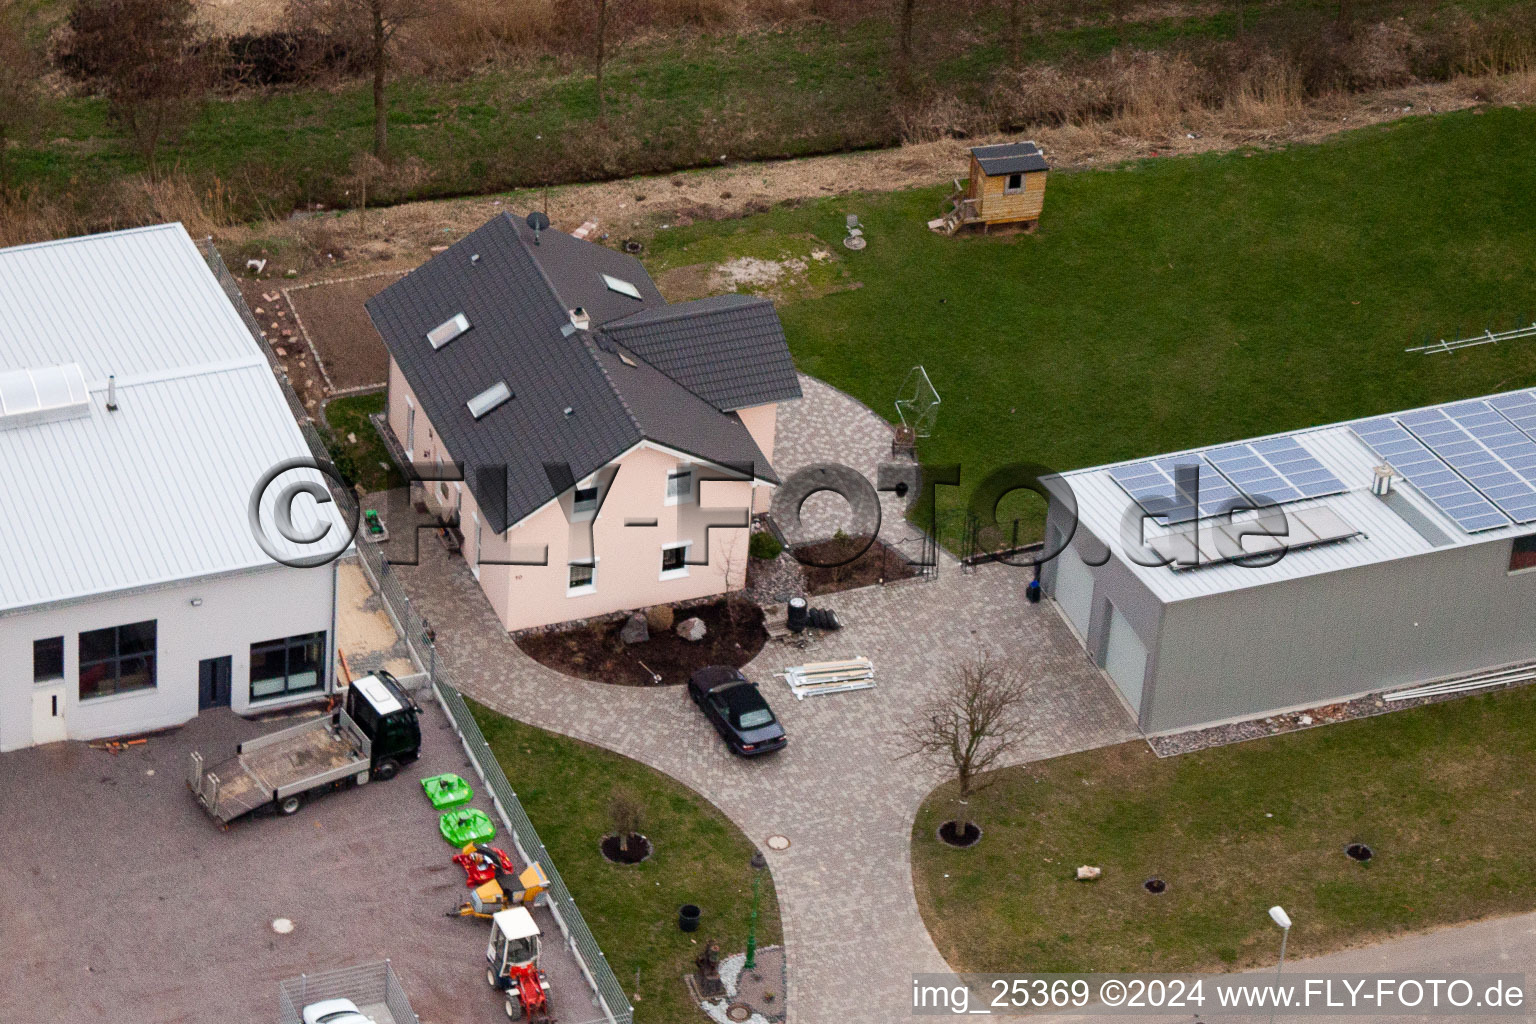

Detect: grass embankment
[640,105,1536,539]
[913,685,1536,972]
[468,701,782,1024]
[324,391,401,493]
[8,0,1534,221]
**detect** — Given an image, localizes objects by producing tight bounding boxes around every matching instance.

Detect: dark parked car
[687,666,787,756]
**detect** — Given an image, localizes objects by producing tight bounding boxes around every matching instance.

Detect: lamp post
[1268,905,1292,1024]
[746,851,767,970]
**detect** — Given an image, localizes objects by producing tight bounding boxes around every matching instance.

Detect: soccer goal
[895,365,940,438]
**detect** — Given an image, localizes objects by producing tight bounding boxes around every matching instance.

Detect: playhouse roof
[971,142,1049,176]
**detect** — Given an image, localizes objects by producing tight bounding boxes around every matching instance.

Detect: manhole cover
[272,918,294,934]
[726,1004,753,1022]
[766,834,790,851]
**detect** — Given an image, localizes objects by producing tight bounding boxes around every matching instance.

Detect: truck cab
[344,671,421,780]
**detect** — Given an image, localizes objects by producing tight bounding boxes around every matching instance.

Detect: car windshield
[737,708,775,729]
[317,1013,357,1024]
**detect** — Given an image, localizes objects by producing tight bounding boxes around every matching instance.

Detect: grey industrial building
[1042,391,1536,734]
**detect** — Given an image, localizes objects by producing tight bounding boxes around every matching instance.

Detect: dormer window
[427,313,470,350]
[602,274,642,300]
[467,380,512,419]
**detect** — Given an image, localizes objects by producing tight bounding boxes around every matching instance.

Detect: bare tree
[608,787,644,855]
[0,1,45,191]
[901,653,1030,811]
[895,0,918,93]
[57,0,208,173]
[289,0,436,159]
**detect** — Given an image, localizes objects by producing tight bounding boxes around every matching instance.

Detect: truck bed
[188,710,370,823]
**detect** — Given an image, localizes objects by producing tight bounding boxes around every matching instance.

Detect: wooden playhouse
[932,141,1049,235]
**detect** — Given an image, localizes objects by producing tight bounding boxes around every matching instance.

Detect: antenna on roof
[527,210,550,245]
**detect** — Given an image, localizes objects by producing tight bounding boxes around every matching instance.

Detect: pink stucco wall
[387,357,772,633]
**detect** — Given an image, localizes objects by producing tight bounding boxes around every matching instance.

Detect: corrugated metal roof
[0,225,339,613]
[1062,390,1536,602]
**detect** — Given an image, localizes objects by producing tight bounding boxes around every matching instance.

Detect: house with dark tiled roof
[366,213,801,632]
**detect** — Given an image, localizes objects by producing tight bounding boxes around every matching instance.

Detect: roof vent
[569,307,590,331]
[467,380,513,420]
[106,374,118,412]
[1371,464,1396,497]
[564,406,574,417]
[428,313,470,350]
[602,273,643,301]
[0,363,91,429]
[470,253,481,264]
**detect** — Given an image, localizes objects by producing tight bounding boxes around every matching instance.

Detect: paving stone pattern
[385,376,1140,1023]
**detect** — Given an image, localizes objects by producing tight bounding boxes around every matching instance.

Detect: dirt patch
[792,536,918,596]
[600,832,654,864]
[285,272,403,393]
[516,599,766,687]
[236,280,327,417]
[654,263,717,301]
[335,559,415,681]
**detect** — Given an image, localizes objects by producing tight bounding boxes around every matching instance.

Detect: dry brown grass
[0,170,238,248]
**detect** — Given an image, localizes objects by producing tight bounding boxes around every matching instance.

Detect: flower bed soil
[792,535,918,596]
[601,833,654,864]
[516,599,766,687]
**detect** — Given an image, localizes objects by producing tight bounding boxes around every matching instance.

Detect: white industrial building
[1043,391,1536,734]
[0,224,344,752]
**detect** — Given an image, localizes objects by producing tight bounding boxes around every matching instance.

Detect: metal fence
[278,961,417,1024]
[200,237,632,1024]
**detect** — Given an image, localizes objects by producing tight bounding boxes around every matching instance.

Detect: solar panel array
[1204,437,1347,505]
[1404,404,1536,524]
[1349,417,1511,533]
[1109,437,1345,526]
[1108,459,1244,524]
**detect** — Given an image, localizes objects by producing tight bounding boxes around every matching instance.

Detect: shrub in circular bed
[645,604,675,632]
[749,530,783,560]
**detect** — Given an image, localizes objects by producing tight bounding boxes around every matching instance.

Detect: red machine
[453,842,515,887]
[506,964,550,1021]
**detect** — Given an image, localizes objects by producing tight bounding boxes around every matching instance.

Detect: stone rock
[676,617,706,642]
[619,613,649,645]
[1076,865,1101,881]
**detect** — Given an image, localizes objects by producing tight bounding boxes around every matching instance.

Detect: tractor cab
[344,672,422,778]
[486,907,552,1019]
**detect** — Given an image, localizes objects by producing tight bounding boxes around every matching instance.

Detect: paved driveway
[384,377,1140,1023]
[0,700,598,1024]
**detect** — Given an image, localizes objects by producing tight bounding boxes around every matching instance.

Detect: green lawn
[323,391,402,494]
[640,106,1536,540]
[468,701,782,1024]
[912,685,1536,973]
[9,0,1527,217]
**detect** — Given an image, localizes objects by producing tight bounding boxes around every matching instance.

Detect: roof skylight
[602,274,643,301]
[427,313,471,350]
[0,363,91,429]
[467,380,512,420]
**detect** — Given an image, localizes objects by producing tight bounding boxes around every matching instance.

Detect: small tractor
[485,906,552,1020]
[450,854,550,919]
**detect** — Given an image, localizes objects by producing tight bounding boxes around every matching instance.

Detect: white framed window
[567,561,597,595]
[665,466,694,505]
[660,542,691,580]
[405,401,416,457]
[1005,172,1024,194]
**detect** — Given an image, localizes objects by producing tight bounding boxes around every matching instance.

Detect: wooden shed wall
[976,169,1047,223]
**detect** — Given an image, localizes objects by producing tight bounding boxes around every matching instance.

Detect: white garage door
[1053,544,1094,638]
[1103,605,1147,716]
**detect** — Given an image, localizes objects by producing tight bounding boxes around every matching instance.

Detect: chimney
[106,374,118,412]
[569,307,590,331]
[1371,464,1395,497]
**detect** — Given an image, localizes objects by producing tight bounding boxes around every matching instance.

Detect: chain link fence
[278,961,417,1024]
